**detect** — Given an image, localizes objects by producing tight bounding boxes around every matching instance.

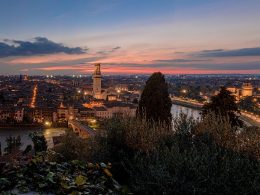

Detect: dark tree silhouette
[239,96,259,115]
[202,87,243,127]
[137,72,172,125]
[0,93,5,104]
[4,136,22,154]
[29,132,47,154]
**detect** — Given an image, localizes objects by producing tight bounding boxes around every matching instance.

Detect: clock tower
[92,63,102,99]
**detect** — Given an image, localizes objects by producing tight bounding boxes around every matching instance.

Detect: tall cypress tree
[137,72,172,125]
[202,87,243,127]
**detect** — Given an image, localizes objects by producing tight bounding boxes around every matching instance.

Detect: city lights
[30,85,38,108]
[44,121,51,127]
[0,1,259,194]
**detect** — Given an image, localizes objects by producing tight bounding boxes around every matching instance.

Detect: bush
[29,132,47,154]
[49,114,260,194]
[95,114,260,194]
[4,136,22,154]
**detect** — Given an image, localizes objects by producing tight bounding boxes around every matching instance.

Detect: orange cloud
[9,53,95,64]
[33,65,89,71]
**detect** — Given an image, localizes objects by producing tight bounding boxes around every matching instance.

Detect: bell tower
[92,63,102,99]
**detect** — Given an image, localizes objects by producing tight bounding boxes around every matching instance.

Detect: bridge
[68,120,96,138]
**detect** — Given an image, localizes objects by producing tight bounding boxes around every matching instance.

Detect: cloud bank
[0,36,259,74]
[0,37,86,58]
[199,47,260,57]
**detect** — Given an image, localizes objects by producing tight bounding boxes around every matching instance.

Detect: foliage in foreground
[81,114,258,194]
[0,152,123,194]
[52,114,260,194]
[4,136,21,155]
[29,132,48,154]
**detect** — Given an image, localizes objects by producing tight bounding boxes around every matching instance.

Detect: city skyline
[0,0,260,75]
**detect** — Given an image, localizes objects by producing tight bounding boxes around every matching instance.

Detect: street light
[91,119,97,124]
[44,121,51,127]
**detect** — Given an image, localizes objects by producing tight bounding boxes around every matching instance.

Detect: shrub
[97,114,260,194]
[50,114,260,194]
[53,129,89,161]
[29,132,47,154]
[4,136,22,154]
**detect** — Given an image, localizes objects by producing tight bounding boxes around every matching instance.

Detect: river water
[0,128,66,154]
[171,104,201,120]
[0,104,201,153]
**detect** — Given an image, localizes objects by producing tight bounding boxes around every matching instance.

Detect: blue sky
[0,0,260,74]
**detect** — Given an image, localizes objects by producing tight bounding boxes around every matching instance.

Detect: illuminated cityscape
[0,0,259,194]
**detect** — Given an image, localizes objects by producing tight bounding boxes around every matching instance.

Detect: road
[30,84,38,108]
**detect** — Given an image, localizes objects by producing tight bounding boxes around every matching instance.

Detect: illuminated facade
[226,83,254,100]
[92,63,102,99]
[241,83,253,97]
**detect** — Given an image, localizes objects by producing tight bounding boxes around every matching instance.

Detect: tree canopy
[137,72,172,125]
[202,87,243,127]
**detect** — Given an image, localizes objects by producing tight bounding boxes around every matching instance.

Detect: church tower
[92,63,102,99]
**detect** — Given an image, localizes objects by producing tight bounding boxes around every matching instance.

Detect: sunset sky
[0,0,260,75]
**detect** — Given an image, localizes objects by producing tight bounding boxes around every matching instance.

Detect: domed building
[241,83,253,97]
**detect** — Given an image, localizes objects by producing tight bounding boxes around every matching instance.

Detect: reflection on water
[171,104,201,120]
[0,128,66,153]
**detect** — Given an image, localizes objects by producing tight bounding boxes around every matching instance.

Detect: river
[0,104,201,153]
[0,128,66,154]
[171,104,201,120]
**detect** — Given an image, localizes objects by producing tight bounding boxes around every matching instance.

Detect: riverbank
[172,100,260,127]
[0,123,42,130]
[0,128,67,153]
[240,115,260,127]
[172,99,202,110]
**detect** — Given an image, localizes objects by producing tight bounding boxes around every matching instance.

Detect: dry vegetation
[52,113,260,194]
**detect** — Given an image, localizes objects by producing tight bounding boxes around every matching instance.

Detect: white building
[92,102,136,119]
[92,63,122,100]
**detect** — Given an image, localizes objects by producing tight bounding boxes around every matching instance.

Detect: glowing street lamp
[44,121,51,127]
[91,119,97,124]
